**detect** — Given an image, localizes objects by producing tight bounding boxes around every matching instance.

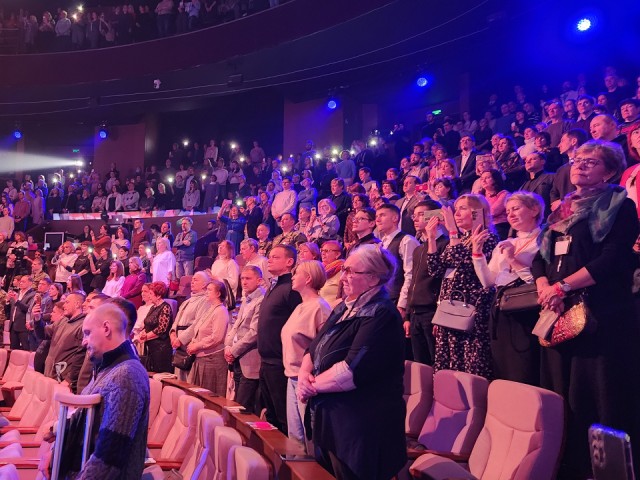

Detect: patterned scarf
[539,184,628,262]
[324,258,345,279]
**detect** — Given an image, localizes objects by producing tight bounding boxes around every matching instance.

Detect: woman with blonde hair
[102,260,125,297]
[51,241,78,286]
[151,236,176,286]
[186,278,230,395]
[210,240,240,296]
[424,194,499,379]
[281,260,331,449]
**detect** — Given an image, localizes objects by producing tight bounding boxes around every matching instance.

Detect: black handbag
[172,346,195,371]
[498,282,539,313]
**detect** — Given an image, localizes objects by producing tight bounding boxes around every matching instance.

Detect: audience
[0,67,639,480]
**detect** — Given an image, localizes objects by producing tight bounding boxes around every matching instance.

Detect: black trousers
[409,308,437,365]
[316,447,361,480]
[259,362,288,434]
[233,361,259,414]
[10,329,29,351]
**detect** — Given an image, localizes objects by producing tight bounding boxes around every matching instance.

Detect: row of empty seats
[403,361,565,480]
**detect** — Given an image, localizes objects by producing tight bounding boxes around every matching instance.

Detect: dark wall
[154,89,284,166]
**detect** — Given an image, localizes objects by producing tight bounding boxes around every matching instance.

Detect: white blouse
[210,258,240,294]
[102,276,125,297]
[472,228,541,288]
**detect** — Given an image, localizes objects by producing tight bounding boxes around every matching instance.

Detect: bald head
[82,304,129,363]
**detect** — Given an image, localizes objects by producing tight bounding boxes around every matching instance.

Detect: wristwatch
[558,280,572,293]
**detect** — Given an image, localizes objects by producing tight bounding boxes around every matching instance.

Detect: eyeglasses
[321,249,341,254]
[572,157,602,168]
[341,266,372,276]
[352,217,371,223]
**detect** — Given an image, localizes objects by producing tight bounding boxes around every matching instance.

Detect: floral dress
[426,230,499,379]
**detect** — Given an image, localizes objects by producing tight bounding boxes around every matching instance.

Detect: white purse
[432,290,477,332]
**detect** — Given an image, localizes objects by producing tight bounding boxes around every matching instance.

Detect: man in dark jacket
[7,275,37,350]
[257,245,302,433]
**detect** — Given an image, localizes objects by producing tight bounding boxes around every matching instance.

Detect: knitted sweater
[75,341,149,480]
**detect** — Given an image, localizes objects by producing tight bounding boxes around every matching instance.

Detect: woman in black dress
[532,140,640,478]
[139,281,174,373]
[424,194,499,379]
[298,245,406,480]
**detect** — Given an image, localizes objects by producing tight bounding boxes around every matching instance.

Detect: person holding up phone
[424,195,498,379]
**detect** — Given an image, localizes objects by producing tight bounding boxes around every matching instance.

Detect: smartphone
[311,207,316,215]
[423,209,443,222]
[471,208,486,232]
[590,424,635,480]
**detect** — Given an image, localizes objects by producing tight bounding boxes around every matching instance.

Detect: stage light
[12,129,22,140]
[327,99,338,110]
[98,124,109,139]
[416,77,428,87]
[576,18,592,32]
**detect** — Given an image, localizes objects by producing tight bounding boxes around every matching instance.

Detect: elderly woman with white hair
[169,271,214,380]
[151,236,176,286]
[308,198,340,242]
[297,244,407,480]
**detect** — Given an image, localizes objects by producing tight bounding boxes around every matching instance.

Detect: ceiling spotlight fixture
[98,123,109,139]
[327,99,338,110]
[416,76,428,87]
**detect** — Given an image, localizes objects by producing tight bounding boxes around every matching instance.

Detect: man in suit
[224,265,265,414]
[454,135,479,194]
[395,175,424,237]
[7,275,37,350]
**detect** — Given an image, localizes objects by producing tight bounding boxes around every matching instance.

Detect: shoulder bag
[432,290,476,332]
[539,291,595,347]
[498,281,539,313]
[171,325,195,371]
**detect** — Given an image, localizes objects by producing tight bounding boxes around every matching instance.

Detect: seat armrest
[147,442,163,449]
[154,460,183,470]
[0,427,39,434]
[0,441,40,448]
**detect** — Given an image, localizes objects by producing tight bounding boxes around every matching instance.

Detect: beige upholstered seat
[0,350,8,379]
[148,378,163,429]
[403,361,434,438]
[410,380,565,480]
[147,385,185,444]
[155,395,204,462]
[213,426,243,480]
[415,370,488,456]
[227,445,271,480]
[0,350,30,384]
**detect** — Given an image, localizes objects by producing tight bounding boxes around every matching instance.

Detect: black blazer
[454,151,478,193]
[9,289,37,333]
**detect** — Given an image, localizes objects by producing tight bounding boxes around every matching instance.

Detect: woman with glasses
[424,194,499,379]
[318,240,344,308]
[308,198,340,243]
[531,140,640,478]
[297,244,406,480]
[346,207,380,256]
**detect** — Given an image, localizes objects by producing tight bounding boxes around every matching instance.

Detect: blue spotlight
[327,99,338,110]
[98,127,108,139]
[12,129,22,140]
[576,18,592,32]
[416,77,428,88]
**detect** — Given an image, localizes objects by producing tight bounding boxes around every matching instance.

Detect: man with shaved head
[58,304,149,479]
[44,292,86,392]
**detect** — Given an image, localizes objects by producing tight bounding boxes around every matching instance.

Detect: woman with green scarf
[531,140,640,479]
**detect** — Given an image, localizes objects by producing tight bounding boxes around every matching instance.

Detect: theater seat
[152,395,203,463]
[0,350,30,385]
[147,385,185,445]
[2,371,40,421]
[410,380,564,480]
[0,350,8,378]
[403,361,434,438]
[213,426,243,480]
[143,408,224,478]
[194,256,213,272]
[227,445,271,480]
[148,378,163,429]
[411,370,488,458]
[0,464,18,480]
